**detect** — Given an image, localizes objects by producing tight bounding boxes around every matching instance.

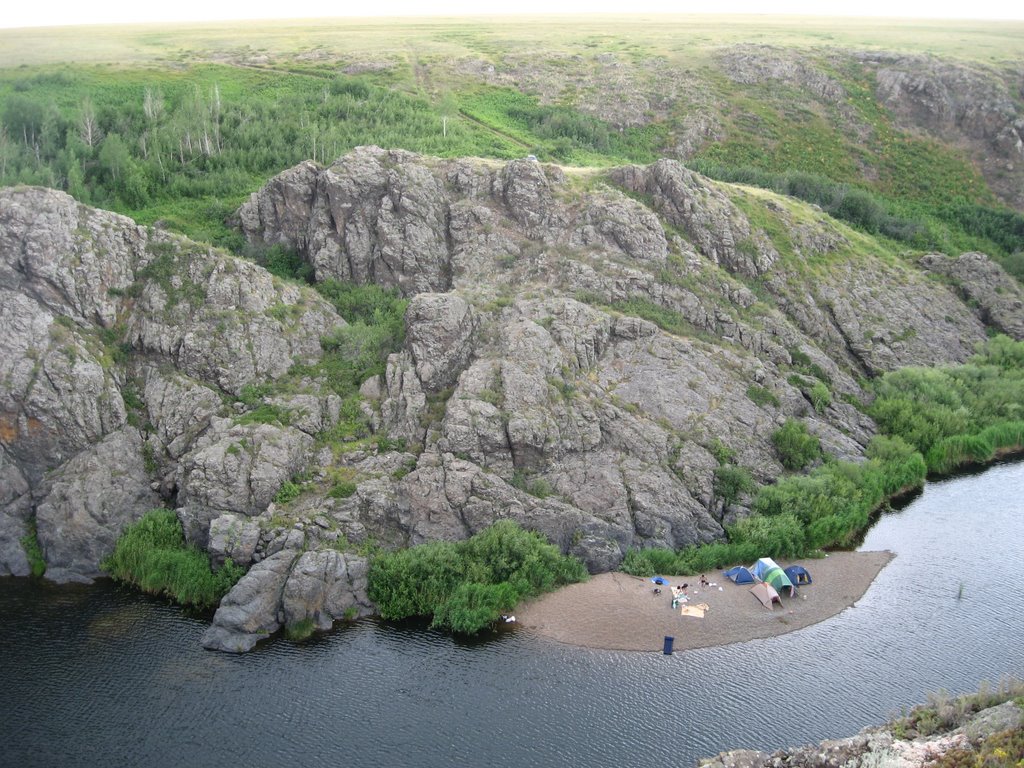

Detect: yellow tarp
[679,603,711,618]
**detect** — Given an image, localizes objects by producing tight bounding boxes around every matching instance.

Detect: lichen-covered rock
[0,186,143,327]
[127,240,341,397]
[34,428,162,583]
[570,189,669,264]
[699,698,1024,768]
[405,293,478,393]
[610,159,779,277]
[867,53,1024,209]
[0,445,32,577]
[142,367,222,460]
[207,513,262,568]
[0,290,126,485]
[176,419,315,517]
[379,351,428,444]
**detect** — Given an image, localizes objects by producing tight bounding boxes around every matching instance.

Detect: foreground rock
[700,697,1023,768]
[201,548,371,653]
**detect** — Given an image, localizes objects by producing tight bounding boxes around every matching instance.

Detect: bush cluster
[869,335,1024,473]
[688,160,1024,267]
[771,419,821,470]
[101,509,245,609]
[368,520,587,634]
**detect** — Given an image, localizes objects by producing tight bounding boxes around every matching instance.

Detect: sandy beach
[516,550,894,652]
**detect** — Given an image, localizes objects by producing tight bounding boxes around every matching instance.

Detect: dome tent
[751,557,796,596]
[784,565,812,586]
[723,566,755,584]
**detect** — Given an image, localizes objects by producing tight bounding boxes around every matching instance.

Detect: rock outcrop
[3,146,1022,649]
[700,698,1024,768]
[0,186,346,582]
[201,548,371,652]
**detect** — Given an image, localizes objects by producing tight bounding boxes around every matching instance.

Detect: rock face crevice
[3,146,1023,649]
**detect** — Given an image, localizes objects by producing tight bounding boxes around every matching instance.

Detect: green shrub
[810,381,832,413]
[511,471,555,499]
[727,513,807,559]
[246,243,313,283]
[328,480,357,499]
[274,481,302,504]
[367,520,586,634]
[771,419,821,470]
[706,438,736,465]
[285,617,317,641]
[713,465,755,507]
[102,509,245,609]
[20,518,46,578]
[746,384,780,408]
[869,336,1024,473]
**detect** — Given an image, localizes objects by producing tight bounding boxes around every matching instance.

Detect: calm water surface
[1,461,1022,768]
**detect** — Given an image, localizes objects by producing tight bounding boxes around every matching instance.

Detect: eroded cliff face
[3,146,1023,649]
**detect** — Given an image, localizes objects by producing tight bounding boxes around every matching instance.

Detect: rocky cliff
[2,146,1022,649]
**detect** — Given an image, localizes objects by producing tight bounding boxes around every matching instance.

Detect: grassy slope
[1,16,1021,265]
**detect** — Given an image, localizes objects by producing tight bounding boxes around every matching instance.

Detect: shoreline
[515,550,894,652]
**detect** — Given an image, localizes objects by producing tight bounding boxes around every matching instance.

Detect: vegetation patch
[20,517,46,578]
[771,419,821,470]
[869,335,1024,473]
[746,384,779,408]
[712,464,755,508]
[102,509,245,609]
[622,434,927,576]
[284,617,317,642]
[368,520,587,634]
[892,679,1024,740]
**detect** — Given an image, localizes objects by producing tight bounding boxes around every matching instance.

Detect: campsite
[517,551,894,652]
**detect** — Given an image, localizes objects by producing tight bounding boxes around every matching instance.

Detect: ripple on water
[1,461,1022,768]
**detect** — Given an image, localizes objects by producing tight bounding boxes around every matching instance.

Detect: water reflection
[1,460,1021,768]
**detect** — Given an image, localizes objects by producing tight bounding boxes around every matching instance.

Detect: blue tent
[723,566,755,584]
[784,565,812,586]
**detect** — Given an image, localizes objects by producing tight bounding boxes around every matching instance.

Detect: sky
[2,0,1023,29]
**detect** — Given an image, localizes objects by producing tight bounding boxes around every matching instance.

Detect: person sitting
[671,586,689,609]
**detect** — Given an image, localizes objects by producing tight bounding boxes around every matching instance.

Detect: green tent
[751,557,796,596]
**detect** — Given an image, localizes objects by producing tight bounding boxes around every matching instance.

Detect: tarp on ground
[723,566,756,584]
[749,582,782,609]
[751,557,796,596]
[680,603,711,618]
[784,565,812,586]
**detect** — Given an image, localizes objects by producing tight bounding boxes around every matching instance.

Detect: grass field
[2,16,1022,68]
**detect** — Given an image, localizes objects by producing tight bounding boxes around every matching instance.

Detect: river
[1,460,1021,768]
